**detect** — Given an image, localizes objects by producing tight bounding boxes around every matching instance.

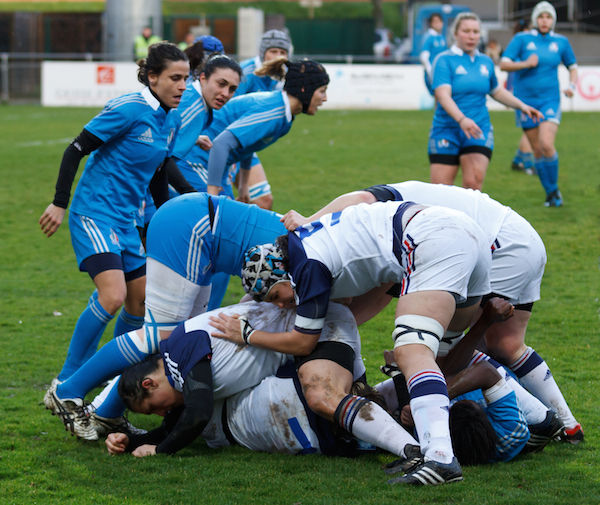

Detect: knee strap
[142,308,180,354]
[392,315,444,356]
[437,330,465,357]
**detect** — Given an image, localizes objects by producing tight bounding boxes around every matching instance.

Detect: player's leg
[430,163,459,186]
[538,120,561,206]
[247,162,273,210]
[428,125,460,186]
[459,152,489,191]
[512,132,535,174]
[113,268,146,337]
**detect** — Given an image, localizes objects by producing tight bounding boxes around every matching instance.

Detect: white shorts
[400,206,491,303]
[491,211,546,305]
[144,257,212,326]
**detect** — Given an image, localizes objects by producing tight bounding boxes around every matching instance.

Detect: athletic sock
[113,308,144,338]
[333,395,418,457]
[407,370,453,464]
[513,149,524,165]
[509,346,578,429]
[543,153,559,191]
[522,151,535,170]
[535,157,553,196]
[90,377,127,419]
[57,297,114,382]
[56,331,149,400]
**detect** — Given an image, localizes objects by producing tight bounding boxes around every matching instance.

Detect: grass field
[1,106,599,504]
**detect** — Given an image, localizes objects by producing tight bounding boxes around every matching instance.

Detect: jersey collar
[450,44,480,60]
[426,27,439,36]
[142,86,161,111]
[281,91,293,122]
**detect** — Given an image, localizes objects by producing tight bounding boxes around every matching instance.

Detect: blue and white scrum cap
[242,243,290,302]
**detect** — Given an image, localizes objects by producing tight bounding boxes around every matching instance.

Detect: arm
[490,87,544,122]
[39,129,104,237]
[141,359,213,456]
[499,54,538,72]
[446,360,502,400]
[148,164,169,209]
[441,297,514,378]
[206,130,241,196]
[564,67,578,98]
[235,154,253,203]
[434,86,482,140]
[281,191,376,231]
[419,50,432,77]
[164,157,197,194]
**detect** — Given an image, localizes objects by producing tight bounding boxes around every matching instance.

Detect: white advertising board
[42,61,600,112]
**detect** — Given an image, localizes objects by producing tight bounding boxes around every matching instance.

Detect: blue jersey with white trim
[235,56,284,96]
[421,29,447,66]
[70,88,180,228]
[160,324,212,392]
[170,80,212,160]
[432,46,499,128]
[454,388,529,462]
[502,30,577,101]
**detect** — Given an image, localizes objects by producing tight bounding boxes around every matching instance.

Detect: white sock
[410,394,454,464]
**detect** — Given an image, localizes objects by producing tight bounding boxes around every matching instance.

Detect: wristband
[239,316,256,345]
[568,82,576,91]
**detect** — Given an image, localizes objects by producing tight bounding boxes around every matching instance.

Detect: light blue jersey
[502,29,577,102]
[170,80,212,161]
[454,388,529,462]
[146,193,285,284]
[432,45,499,128]
[235,56,284,96]
[70,87,180,228]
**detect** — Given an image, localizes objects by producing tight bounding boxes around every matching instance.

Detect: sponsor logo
[437,139,449,148]
[545,108,555,116]
[480,64,489,77]
[138,128,154,143]
[455,65,468,75]
[549,42,559,52]
[97,65,115,85]
[526,41,537,50]
[544,369,553,381]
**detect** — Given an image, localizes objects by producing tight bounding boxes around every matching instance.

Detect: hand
[196,135,212,151]
[281,210,310,231]
[481,297,514,325]
[458,117,482,140]
[400,405,414,428]
[237,184,251,204]
[209,312,245,345]
[206,185,221,196]
[525,53,538,68]
[39,203,66,237]
[106,432,130,455]
[520,105,544,123]
[563,84,576,98]
[132,444,157,458]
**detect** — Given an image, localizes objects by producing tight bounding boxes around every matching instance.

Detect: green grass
[1,106,599,504]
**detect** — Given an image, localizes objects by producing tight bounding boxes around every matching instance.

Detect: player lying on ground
[281,181,583,443]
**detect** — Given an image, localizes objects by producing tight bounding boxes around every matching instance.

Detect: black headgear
[283,60,329,114]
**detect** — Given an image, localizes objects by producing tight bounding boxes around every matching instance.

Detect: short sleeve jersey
[235,56,284,96]
[383,181,510,247]
[432,45,499,128]
[288,201,407,334]
[70,87,181,228]
[421,29,447,66]
[170,80,213,160]
[502,30,577,101]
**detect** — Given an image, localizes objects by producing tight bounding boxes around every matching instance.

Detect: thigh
[539,120,559,148]
[124,275,146,316]
[483,308,531,363]
[459,152,490,190]
[430,163,460,185]
[428,125,461,185]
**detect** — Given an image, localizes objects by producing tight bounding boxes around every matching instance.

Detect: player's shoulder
[240,57,259,74]
[104,91,149,112]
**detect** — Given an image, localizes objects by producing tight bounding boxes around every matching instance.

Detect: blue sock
[57,331,149,400]
[513,149,523,165]
[58,297,114,382]
[543,153,559,191]
[113,308,144,338]
[535,157,553,195]
[93,377,127,419]
[522,152,534,170]
[208,272,230,311]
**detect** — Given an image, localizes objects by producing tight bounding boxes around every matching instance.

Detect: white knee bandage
[141,308,180,354]
[392,315,445,356]
[437,330,465,357]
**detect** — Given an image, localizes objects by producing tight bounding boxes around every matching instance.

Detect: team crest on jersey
[138,128,154,143]
[526,41,537,50]
[549,42,559,52]
[437,139,449,148]
[455,65,468,75]
[480,65,489,77]
[166,128,175,147]
[109,229,119,246]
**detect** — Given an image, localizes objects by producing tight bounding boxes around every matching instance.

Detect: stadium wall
[41,60,600,111]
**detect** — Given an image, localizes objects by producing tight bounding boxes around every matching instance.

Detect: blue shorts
[515,96,561,129]
[428,123,494,165]
[69,211,146,273]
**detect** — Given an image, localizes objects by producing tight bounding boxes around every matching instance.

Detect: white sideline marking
[15,138,73,148]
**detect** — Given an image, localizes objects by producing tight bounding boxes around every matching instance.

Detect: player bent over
[210,201,491,485]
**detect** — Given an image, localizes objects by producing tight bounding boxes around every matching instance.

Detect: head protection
[259,29,293,61]
[284,60,330,114]
[242,243,290,302]
[195,35,224,54]
[531,1,557,29]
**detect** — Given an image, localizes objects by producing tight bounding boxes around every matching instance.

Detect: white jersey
[386,181,511,247]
